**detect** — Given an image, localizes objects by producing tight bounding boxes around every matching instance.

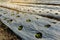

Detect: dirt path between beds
[0,21,22,40]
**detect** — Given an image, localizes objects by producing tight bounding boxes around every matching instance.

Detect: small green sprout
[4,18,7,20]
[39,11,41,13]
[18,25,23,30]
[52,22,56,24]
[28,10,29,11]
[4,13,6,14]
[16,15,20,17]
[47,11,49,13]
[35,32,42,38]
[36,17,39,19]
[11,14,15,16]
[50,10,52,11]
[55,13,58,15]
[0,14,2,17]
[7,19,13,23]
[45,24,51,28]
[26,19,31,22]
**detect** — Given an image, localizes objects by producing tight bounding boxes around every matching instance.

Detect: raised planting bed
[0,3,60,40]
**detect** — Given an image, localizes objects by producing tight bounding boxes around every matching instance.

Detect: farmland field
[0,0,60,40]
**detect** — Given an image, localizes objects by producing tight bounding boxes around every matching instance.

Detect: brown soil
[0,21,22,40]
